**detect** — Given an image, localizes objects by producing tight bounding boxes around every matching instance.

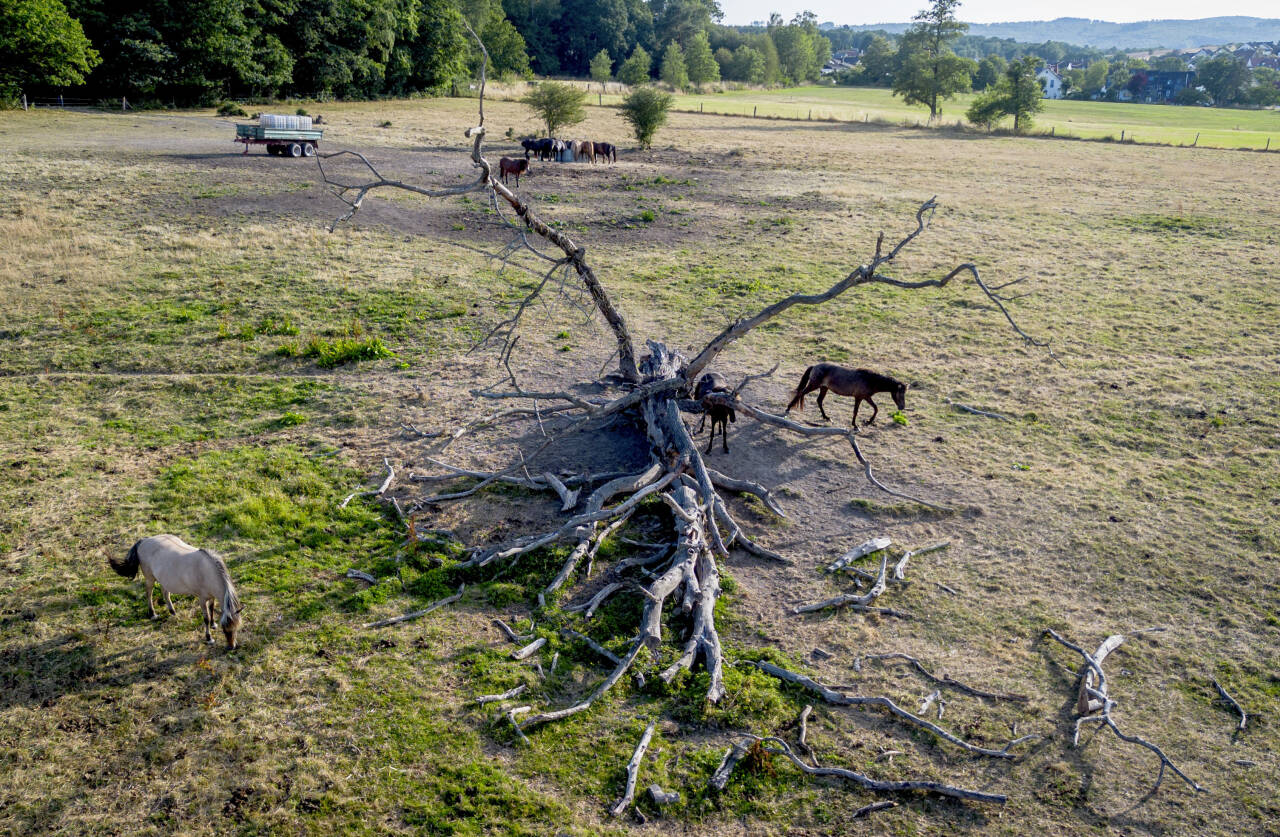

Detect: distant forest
[826,16,1280,51]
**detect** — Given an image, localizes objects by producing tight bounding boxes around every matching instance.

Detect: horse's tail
[786,366,814,413]
[109,539,142,579]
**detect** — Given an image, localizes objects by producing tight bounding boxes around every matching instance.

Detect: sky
[718,0,1280,26]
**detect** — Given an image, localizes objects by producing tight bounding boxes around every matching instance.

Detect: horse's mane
[858,368,904,389]
[201,549,241,613]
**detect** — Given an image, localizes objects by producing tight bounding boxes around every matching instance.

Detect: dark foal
[694,372,736,454]
[498,156,529,185]
[785,363,906,425]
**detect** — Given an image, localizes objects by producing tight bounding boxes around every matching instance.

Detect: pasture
[1,98,1278,835]
[589,84,1280,150]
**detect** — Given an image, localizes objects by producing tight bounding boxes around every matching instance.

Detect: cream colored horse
[110,535,243,648]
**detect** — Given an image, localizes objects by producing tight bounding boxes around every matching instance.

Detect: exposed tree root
[736,735,1007,804]
[363,584,464,629]
[749,660,1033,759]
[858,653,1029,702]
[1041,629,1206,793]
[1212,678,1248,732]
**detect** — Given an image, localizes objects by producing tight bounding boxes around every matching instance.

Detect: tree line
[2,0,830,104]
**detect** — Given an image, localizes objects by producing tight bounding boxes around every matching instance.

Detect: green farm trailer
[235,116,323,157]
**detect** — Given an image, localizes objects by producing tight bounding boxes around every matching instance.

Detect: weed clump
[278,336,394,368]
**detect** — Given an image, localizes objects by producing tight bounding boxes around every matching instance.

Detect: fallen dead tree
[313,26,1059,816]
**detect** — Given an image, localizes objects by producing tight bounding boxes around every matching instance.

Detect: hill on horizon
[822,16,1280,50]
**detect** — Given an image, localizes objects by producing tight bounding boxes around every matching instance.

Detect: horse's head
[893,382,907,412]
[221,604,243,650]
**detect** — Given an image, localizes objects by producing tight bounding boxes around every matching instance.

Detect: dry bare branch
[860,653,1030,702]
[340,458,395,508]
[1041,628,1206,793]
[709,740,749,791]
[609,721,656,817]
[749,660,1029,759]
[892,542,950,580]
[827,537,893,573]
[741,735,1007,804]
[476,683,527,705]
[511,637,547,660]
[1212,679,1248,732]
[363,584,464,628]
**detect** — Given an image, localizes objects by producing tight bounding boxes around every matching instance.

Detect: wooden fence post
[1266,138,1271,151]
[1192,132,1199,147]
[21,93,28,111]
[1121,129,1125,141]
[753,105,757,117]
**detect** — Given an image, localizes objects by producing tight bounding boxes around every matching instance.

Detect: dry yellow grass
[0,99,1277,835]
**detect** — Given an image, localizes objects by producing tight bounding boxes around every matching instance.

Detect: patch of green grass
[1116,213,1229,237]
[279,336,395,368]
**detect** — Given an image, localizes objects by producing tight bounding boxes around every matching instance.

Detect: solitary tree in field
[965,56,1044,133]
[660,41,690,91]
[589,49,612,89]
[522,81,587,137]
[617,45,652,86]
[893,0,974,119]
[619,85,673,147]
[973,54,1006,91]
[684,30,720,87]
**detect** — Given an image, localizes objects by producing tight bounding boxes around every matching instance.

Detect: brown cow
[498,156,529,186]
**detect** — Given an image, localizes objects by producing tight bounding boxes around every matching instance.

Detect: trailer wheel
[266,144,279,155]
[287,142,303,158]
[303,142,316,157]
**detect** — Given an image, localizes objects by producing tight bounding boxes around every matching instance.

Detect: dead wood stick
[797,704,816,764]
[794,556,910,617]
[520,640,645,729]
[493,618,532,643]
[919,689,941,714]
[564,581,627,618]
[852,800,899,818]
[345,569,378,585]
[947,400,1011,420]
[709,740,749,791]
[559,627,623,665]
[749,661,1028,759]
[363,584,464,628]
[862,653,1029,702]
[476,683,527,705]
[511,637,547,660]
[541,471,580,511]
[892,542,950,580]
[340,458,395,508]
[827,538,892,573]
[609,721,656,817]
[647,784,679,806]
[1212,679,1248,732]
[743,735,1007,804]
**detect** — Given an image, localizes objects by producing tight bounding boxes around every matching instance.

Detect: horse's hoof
[150,614,160,621]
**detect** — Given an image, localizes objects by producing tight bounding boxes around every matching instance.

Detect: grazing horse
[785,364,906,426]
[576,140,595,163]
[109,535,243,649]
[521,137,554,161]
[498,156,529,185]
[568,140,581,161]
[550,138,567,160]
[594,141,617,163]
[694,372,736,454]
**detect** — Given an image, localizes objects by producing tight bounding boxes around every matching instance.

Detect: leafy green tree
[619,84,672,147]
[465,0,531,79]
[1082,59,1108,98]
[1245,67,1280,107]
[856,35,897,86]
[660,40,688,90]
[973,53,1005,91]
[1174,85,1211,105]
[0,0,99,98]
[654,0,720,49]
[617,44,651,85]
[589,48,612,86]
[893,0,973,119]
[523,80,586,137]
[388,0,469,95]
[1196,54,1249,106]
[965,55,1043,132]
[717,44,764,83]
[1149,55,1189,72]
[684,29,718,86]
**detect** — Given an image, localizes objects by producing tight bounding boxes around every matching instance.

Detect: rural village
[1,0,1278,834]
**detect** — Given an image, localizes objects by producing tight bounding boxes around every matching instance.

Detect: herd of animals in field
[109,364,904,647]
[497,136,619,186]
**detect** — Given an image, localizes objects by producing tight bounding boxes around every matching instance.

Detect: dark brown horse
[785,364,906,425]
[498,156,529,185]
[694,372,735,453]
[593,141,617,163]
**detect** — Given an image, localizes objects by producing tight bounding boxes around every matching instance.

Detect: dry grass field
[1,99,1277,835]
